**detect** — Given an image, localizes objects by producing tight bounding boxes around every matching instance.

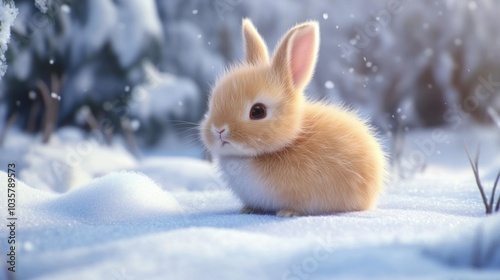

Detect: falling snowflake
[468,1,477,10]
[324,81,335,89]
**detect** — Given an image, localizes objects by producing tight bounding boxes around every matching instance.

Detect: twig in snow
[494,170,500,212]
[35,72,64,143]
[465,144,500,214]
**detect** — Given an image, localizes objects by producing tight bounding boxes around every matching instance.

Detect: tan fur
[200,19,387,216]
[252,102,386,214]
[242,18,269,65]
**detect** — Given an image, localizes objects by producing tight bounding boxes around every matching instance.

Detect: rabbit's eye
[250,103,267,120]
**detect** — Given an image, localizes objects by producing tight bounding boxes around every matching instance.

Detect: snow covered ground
[0,126,500,279]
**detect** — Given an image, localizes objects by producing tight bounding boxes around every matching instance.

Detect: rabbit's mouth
[213,138,257,157]
[219,135,230,146]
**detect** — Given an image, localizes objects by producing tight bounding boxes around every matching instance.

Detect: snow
[128,62,202,124]
[34,0,47,13]
[40,171,182,224]
[0,127,137,192]
[110,0,162,68]
[1,127,500,279]
[68,0,117,67]
[130,157,222,192]
[0,0,18,78]
[68,0,162,68]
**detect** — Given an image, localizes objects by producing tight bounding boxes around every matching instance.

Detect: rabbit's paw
[276,209,303,217]
[240,206,266,214]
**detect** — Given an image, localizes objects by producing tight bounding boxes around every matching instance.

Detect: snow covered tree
[1,0,163,143]
[0,0,17,78]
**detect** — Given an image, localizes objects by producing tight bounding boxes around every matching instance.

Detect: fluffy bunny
[200,19,387,217]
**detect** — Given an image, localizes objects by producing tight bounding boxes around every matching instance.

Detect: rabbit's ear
[242,18,269,65]
[272,21,319,92]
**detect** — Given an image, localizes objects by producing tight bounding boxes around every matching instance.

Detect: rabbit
[200,19,387,217]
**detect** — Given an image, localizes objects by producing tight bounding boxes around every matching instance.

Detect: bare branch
[51,72,65,96]
[474,144,480,173]
[494,170,500,212]
[465,144,490,214]
[35,79,51,104]
[27,101,41,133]
[51,72,60,94]
[36,78,55,143]
[36,73,64,143]
[489,169,500,211]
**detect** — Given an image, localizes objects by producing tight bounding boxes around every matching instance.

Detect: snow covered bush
[0,0,17,78]
[127,62,203,146]
[0,0,163,143]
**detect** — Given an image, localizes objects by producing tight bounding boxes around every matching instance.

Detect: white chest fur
[216,156,283,211]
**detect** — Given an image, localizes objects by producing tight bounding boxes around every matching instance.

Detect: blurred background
[0,0,499,191]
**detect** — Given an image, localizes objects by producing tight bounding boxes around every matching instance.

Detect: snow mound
[3,128,138,193]
[0,170,56,205]
[130,157,222,192]
[41,171,182,224]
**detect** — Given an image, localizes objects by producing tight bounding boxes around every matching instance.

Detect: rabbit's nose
[213,125,228,136]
